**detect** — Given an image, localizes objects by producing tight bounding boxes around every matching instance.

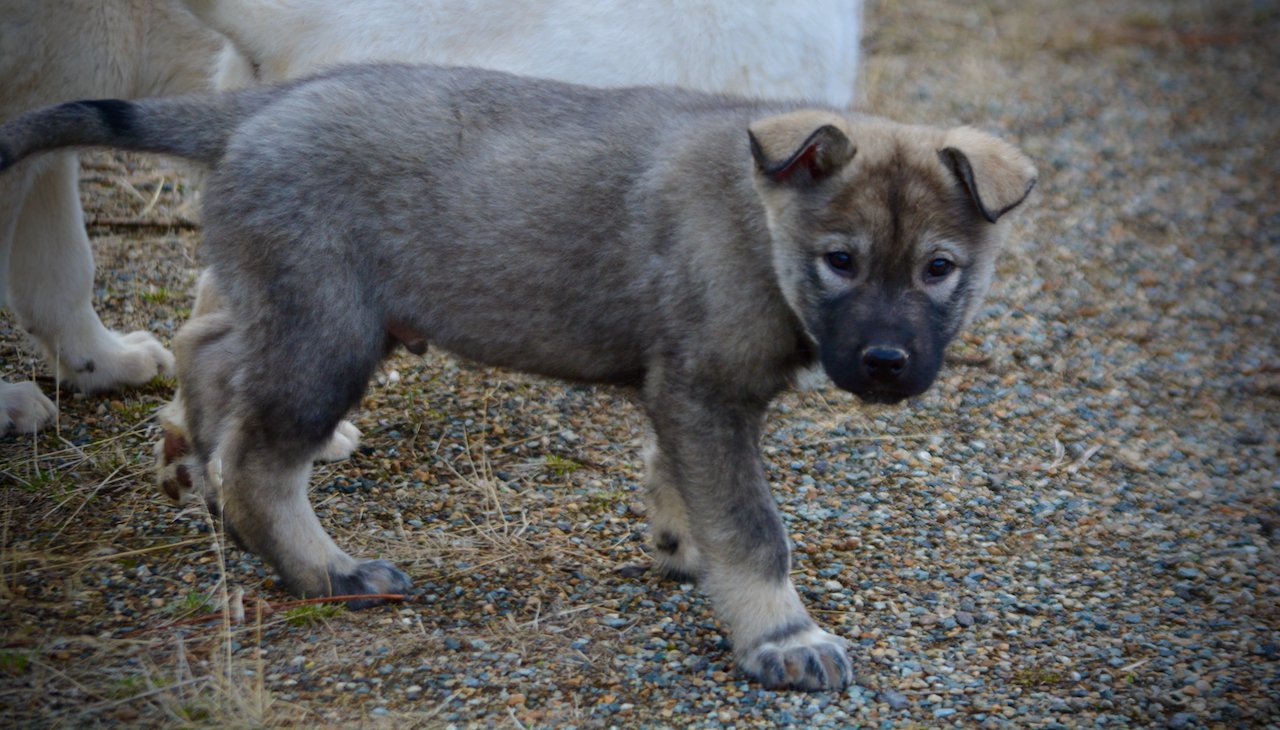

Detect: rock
[882,690,910,710]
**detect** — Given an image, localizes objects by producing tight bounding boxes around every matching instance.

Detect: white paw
[153,417,202,504]
[792,363,830,391]
[1,380,56,434]
[315,419,361,462]
[737,624,854,691]
[65,330,174,393]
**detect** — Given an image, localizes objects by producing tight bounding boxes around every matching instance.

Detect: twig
[85,216,199,231]
[800,432,939,447]
[1118,657,1152,673]
[519,602,603,627]
[44,462,127,537]
[140,175,167,216]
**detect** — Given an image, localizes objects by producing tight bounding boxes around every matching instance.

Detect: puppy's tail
[0,89,274,172]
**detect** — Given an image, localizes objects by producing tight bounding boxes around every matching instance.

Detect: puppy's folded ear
[748,111,855,187]
[939,127,1037,223]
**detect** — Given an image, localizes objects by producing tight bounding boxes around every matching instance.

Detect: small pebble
[882,690,910,710]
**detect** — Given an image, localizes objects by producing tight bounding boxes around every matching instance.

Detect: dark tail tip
[77,99,136,137]
[0,98,138,174]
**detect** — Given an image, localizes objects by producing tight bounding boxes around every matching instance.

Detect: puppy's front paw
[329,559,413,609]
[1,380,56,434]
[315,419,361,462]
[67,330,174,393]
[738,624,853,691]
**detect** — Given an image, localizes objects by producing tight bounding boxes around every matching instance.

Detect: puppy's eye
[924,257,955,280]
[824,251,856,276]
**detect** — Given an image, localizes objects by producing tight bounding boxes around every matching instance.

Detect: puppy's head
[749,111,1036,404]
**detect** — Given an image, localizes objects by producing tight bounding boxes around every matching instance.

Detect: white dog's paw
[65,330,174,393]
[315,419,361,462]
[1,381,57,434]
[737,624,854,691]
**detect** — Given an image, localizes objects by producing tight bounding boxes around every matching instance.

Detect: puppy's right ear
[939,127,1037,223]
[749,111,855,187]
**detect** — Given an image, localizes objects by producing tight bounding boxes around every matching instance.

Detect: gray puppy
[0,64,1035,691]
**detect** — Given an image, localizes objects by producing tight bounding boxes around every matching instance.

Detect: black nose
[862,346,909,382]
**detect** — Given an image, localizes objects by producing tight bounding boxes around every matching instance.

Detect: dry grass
[0,324,657,724]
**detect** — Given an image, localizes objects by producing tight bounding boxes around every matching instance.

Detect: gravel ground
[2,0,1278,727]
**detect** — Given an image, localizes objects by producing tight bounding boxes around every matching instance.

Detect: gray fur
[0,63,1035,691]
[0,88,283,172]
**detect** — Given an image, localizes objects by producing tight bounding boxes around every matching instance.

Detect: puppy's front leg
[645,390,853,691]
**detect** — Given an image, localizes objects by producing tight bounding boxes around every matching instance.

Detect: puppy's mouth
[832,374,936,405]
[850,387,912,406]
[823,370,918,404]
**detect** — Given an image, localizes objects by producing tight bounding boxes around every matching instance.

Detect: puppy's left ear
[939,127,1037,223]
[749,110,855,187]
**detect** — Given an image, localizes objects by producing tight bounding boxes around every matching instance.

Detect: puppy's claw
[329,559,412,609]
[739,625,853,691]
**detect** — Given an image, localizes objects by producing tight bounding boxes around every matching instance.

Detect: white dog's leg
[7,153,174,393]
[0,152,56,434]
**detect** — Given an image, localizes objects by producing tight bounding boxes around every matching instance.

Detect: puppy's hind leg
[216,428,409,608]
[314,418,362,463]
[155,272,360,502]
[207,312,409,608]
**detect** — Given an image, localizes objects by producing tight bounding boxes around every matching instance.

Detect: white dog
[0,0,226,433]
[185,0,861,108]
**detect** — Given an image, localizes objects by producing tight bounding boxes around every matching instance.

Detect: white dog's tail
[0,89,275,172]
